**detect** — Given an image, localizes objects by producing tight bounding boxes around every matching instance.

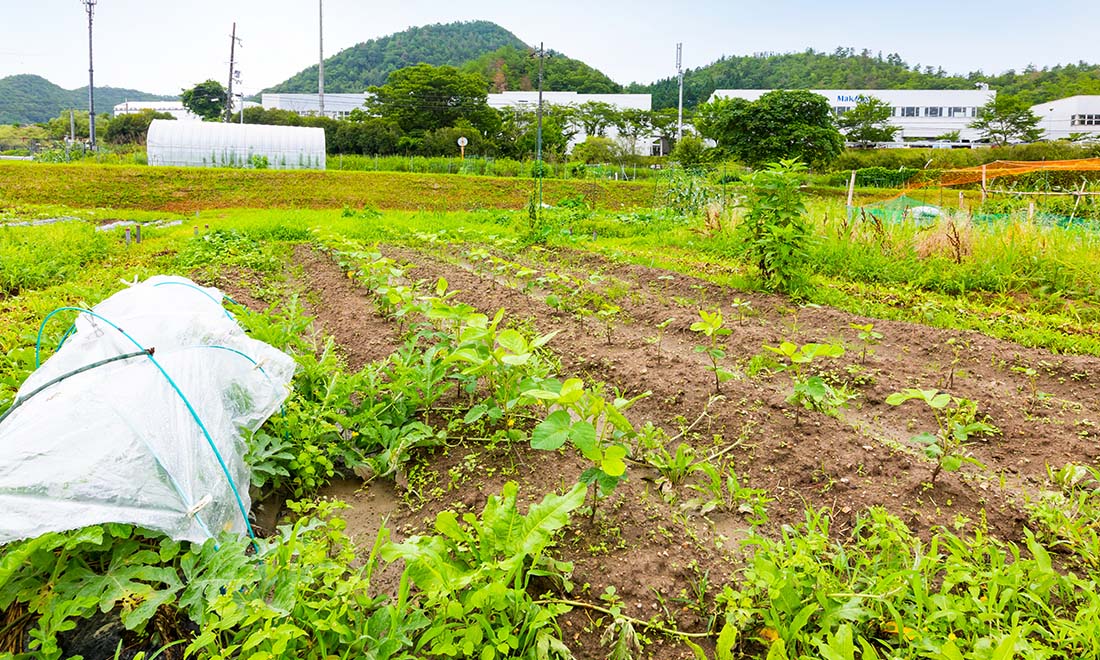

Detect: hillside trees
[696,90,843,167]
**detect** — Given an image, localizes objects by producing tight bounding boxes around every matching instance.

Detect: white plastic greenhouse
[146,119,326,170]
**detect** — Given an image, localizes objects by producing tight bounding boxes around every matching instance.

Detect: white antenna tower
[676,42,684,143]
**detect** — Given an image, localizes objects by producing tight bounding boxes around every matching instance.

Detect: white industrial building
[1031,96,1100,141]
[113,101,200,121]
[146,119,325,169]
[261,93,370,119]
[261,91,658,154]
[709,88,996,142]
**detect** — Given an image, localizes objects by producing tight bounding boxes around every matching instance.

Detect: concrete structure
[1031,96,1100,141]
[261,93,369,119]
[709,89,996,142]
[146,119,325,169]
[113,100,199,121]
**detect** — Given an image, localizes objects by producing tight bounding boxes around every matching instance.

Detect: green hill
[462,45,621,94]
[265,21,527,93]
[0,74,172,125]
[630,48,1100,110]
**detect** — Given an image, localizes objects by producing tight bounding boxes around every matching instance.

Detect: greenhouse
[146,119,326,170]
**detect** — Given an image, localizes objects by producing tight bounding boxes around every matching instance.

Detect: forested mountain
[631,48,1100,110]
[266,21,526,93]
[462,46,621,94]
[0,74,172,125]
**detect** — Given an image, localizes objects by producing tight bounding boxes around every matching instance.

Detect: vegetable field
[3,170,1100,660]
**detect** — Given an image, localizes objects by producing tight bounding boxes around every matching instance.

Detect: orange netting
[918,158,1100,190]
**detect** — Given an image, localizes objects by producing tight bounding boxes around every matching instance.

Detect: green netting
[852,195,944,226]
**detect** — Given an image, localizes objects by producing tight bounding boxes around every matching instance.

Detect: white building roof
[261,93,369,118]
[486,91,651,111]
[113,101,199,121]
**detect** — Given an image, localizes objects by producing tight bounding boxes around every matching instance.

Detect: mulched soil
[280,243,1100,659]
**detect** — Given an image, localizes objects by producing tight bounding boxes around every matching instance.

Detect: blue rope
[34,307,256,540]
[152,281,235,320]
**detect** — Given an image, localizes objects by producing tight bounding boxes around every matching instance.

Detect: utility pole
[535,42,545,212]
[676,42,684,144]
[226,22,241,122]
[82,0,97,150]
[318,0,325,117]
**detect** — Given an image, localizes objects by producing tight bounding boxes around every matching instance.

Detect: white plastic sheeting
[146,119,326,170]
[0,276,296,544]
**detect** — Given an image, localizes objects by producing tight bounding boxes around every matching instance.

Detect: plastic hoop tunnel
[0,276,296,545]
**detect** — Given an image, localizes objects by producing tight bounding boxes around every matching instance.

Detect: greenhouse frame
[146,119,326,170]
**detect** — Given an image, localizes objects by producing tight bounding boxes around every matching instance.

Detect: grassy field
[0,161,660,212]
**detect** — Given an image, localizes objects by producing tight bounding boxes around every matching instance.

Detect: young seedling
[850,322,883,364]
[646,317,676,364]
[764,341,852,425]
[596,304,622,346]
[690,310,737,394]
[885,388,997,486]
[730,298,753,326]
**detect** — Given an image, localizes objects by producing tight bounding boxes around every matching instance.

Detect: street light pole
[82,0,97,150]
[319,0,325,118]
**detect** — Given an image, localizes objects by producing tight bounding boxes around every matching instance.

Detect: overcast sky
[2,0,1097,96]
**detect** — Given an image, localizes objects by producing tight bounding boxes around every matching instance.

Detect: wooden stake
[981,164,987,203]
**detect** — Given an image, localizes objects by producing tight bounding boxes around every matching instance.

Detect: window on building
[901,107,919,117]
[948,107,967,117]
[835,107,849,117]
[925,107,943,117]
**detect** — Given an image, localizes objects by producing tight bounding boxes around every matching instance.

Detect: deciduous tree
[181,80,228,122]
[837,96,899,146]
[695,90,843,168]
[970,95,1043,145]
[366,64,498,136]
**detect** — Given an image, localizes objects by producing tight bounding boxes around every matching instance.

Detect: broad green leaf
[531,411,572,450]
[496,329,528,355]
[601,445,628,477]
[571,421,598,455]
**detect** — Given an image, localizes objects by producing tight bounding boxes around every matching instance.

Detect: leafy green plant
[683,462,772,525]
[764,341,853,425]
[526,378,643,517]
[735,159,811,293]
[596,304,622,345]
[885,388,997,485]
[646,442,697,487]
[382,481,584,660]
[730,298,753,326]
[849,322,883,364]
[646,316,676,365]
[690,310,737,394]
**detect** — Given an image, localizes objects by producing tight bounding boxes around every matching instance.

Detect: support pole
[318,0,325,117]
[676,43,684,144]
[225,23,237,123]
[981,164,987,204]
[82,0,97,150]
